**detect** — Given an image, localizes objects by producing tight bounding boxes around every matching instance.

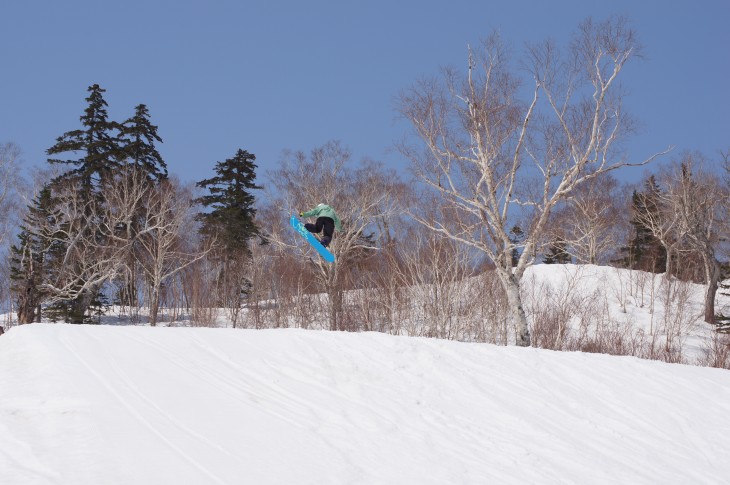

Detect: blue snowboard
[290,215,335,263]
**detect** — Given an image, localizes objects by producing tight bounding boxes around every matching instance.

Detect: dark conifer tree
[716,262,730,333]
[115,104,167,307]
[196,149,262,256]
[615,177,667,272]
[120,104,167,182]
[543,239,572,264]
[9,186,58,323]
[509,226,524,267]
[47,84,123,195]
[45,84,124,322]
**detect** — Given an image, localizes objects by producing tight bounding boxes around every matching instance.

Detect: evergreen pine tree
[509,226,524,267]
[120,104,168,182]
[114,104,167,307]
[543,239,572,264]
[196,149,262,256]
[615,177,667,272]
[45,84,123,322]
[47,84,123,195]
[9,186,57,323]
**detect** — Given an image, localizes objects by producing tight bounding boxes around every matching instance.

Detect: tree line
[6,84,260,326]
[1,17,728,351]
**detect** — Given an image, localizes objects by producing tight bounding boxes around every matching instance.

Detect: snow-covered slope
[1,324,729,484]
[521,264,725,361]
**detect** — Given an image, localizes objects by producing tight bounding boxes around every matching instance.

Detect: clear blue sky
[2,0,728,185]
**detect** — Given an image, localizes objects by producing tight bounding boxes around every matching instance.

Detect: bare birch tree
[663,156,726,324]
[398,16,668,346]
[0,142,28,317]
[38,179,130,315]
[27,164,207,324]
[629,174,683,276]
[134,178,211,326]
[0,143,26,247]
[552,174,624,264]
[266,141,404,331]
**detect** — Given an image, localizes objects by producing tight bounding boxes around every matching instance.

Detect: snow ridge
[1,324,729,484]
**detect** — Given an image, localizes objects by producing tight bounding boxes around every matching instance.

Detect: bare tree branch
[398,17,667,346]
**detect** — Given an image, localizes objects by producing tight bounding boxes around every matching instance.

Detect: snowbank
[1,324,729,484]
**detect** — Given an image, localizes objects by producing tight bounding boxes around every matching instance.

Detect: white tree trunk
[498,270,531,347]
[398,18,666,347]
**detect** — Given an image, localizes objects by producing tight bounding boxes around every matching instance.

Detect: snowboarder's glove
[299,212,303,217]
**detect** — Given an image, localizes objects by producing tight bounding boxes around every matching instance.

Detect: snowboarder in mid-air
[299,203,341,248]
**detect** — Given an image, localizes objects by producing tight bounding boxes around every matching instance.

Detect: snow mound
[1,324,729,484]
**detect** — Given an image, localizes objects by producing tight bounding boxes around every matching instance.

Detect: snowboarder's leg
[319,218,335,247]
[304,222,321,234]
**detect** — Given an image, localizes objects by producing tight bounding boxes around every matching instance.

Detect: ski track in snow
[58,332,229,485]
[1,323,730,484]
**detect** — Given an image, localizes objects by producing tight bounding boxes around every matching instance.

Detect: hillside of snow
[520,264,726,362]
[2,324,730,484]
[2,264,722,365]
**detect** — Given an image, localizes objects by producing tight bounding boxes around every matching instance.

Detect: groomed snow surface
[2,323,729,484]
